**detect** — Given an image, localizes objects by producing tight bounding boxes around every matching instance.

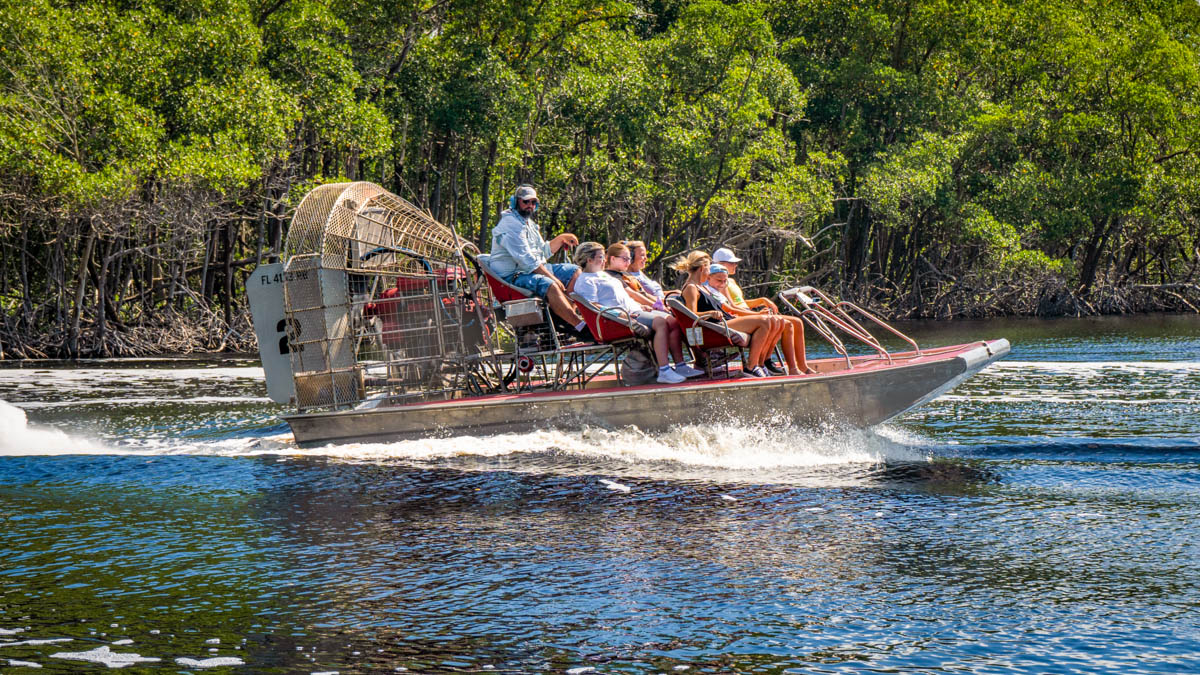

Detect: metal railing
[777,286,920,369]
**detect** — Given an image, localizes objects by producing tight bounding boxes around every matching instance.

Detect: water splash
[0,395,931,477]
[0,400,109,456]
[303,421,930,472]
[49,646,160,668]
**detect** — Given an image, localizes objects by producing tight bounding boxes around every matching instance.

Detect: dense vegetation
[1,0,1198,358]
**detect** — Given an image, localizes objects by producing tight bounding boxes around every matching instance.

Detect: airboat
[247,181,1009,447]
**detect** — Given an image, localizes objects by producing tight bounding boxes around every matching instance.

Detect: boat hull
[283,339,1009,446]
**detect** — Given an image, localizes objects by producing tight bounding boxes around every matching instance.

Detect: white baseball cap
[713,247,742,263]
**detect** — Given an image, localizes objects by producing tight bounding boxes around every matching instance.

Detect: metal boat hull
[283,339,1009,446]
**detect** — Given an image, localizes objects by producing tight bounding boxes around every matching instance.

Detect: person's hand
[551,233,578,251]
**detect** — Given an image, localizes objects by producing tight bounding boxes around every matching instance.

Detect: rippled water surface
[2,315,1198,673]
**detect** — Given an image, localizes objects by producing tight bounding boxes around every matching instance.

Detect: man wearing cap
[489,185,588,333]
[712,247,779,313]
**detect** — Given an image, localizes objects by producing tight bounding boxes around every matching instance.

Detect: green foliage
[3,0,1200,356]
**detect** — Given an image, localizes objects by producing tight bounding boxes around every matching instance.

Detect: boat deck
[385,341,996,409]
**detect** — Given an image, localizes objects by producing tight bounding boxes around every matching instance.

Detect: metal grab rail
[778,286,922,369]
[836,300,921,356]
[793,287,885,347]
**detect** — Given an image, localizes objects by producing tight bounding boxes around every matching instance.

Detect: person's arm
[547,233,578,255]
[532,263,565,291]
[745,297,778,313]
[625,286,656,307]
[639,274,665,300]
[723,302,761,317]
[499,226,546,274]
[683,285,722,320]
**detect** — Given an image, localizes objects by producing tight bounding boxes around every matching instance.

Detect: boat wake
[0,399,930,476]
[304,422,931,471]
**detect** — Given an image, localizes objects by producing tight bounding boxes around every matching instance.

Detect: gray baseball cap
[514,185,537,201]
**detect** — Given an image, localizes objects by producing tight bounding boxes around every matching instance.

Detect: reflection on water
[0,315,1198,673]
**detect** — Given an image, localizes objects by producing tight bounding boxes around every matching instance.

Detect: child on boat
[573,242,702,384]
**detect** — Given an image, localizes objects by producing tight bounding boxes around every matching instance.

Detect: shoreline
[3,312,1198,363]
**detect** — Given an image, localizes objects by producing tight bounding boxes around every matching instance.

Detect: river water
[1,315,1197,673]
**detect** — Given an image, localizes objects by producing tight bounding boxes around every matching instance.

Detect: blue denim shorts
[510,263,580,297]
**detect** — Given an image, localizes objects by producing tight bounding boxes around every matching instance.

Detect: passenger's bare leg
[746,325,769,369]
[546,285,583,326]
[651,317,670,367]
[759,317,783,369]
[789,316,814,373]
[781,320,802,375]
[771,317,785,363]
[729,317,767,368]
[666,317,685,363]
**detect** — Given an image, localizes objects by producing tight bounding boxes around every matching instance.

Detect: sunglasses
[519,198,538,205]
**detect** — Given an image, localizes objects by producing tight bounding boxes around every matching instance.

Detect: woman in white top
[573,242,701,384]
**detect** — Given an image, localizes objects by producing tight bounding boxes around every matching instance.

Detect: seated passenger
[573,242,702,384]
[712,247,778,312]
[621,239,669,310]
[603,242,664,310]
[707,264,814,375]
[487,184,587,336]
[673,251,781,378]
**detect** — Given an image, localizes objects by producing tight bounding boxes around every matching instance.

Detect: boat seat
[569,294,644,344]
[666,296,748,378]
[469,252,533,304]
[461,251,607,391]
[666,297,749,349]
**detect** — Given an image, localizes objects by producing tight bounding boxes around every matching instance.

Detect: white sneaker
[656,367,687,384]
[673,363,705,378]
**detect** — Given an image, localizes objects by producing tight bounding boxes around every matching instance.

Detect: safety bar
[778,286,921,368]
[776,291,849,367]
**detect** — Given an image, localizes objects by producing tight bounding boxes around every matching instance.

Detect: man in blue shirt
[489,185,587,333]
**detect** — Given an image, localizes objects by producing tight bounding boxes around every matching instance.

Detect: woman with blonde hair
[672,251,781,377]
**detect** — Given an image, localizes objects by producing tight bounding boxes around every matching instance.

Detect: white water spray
[0,400,108,455]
